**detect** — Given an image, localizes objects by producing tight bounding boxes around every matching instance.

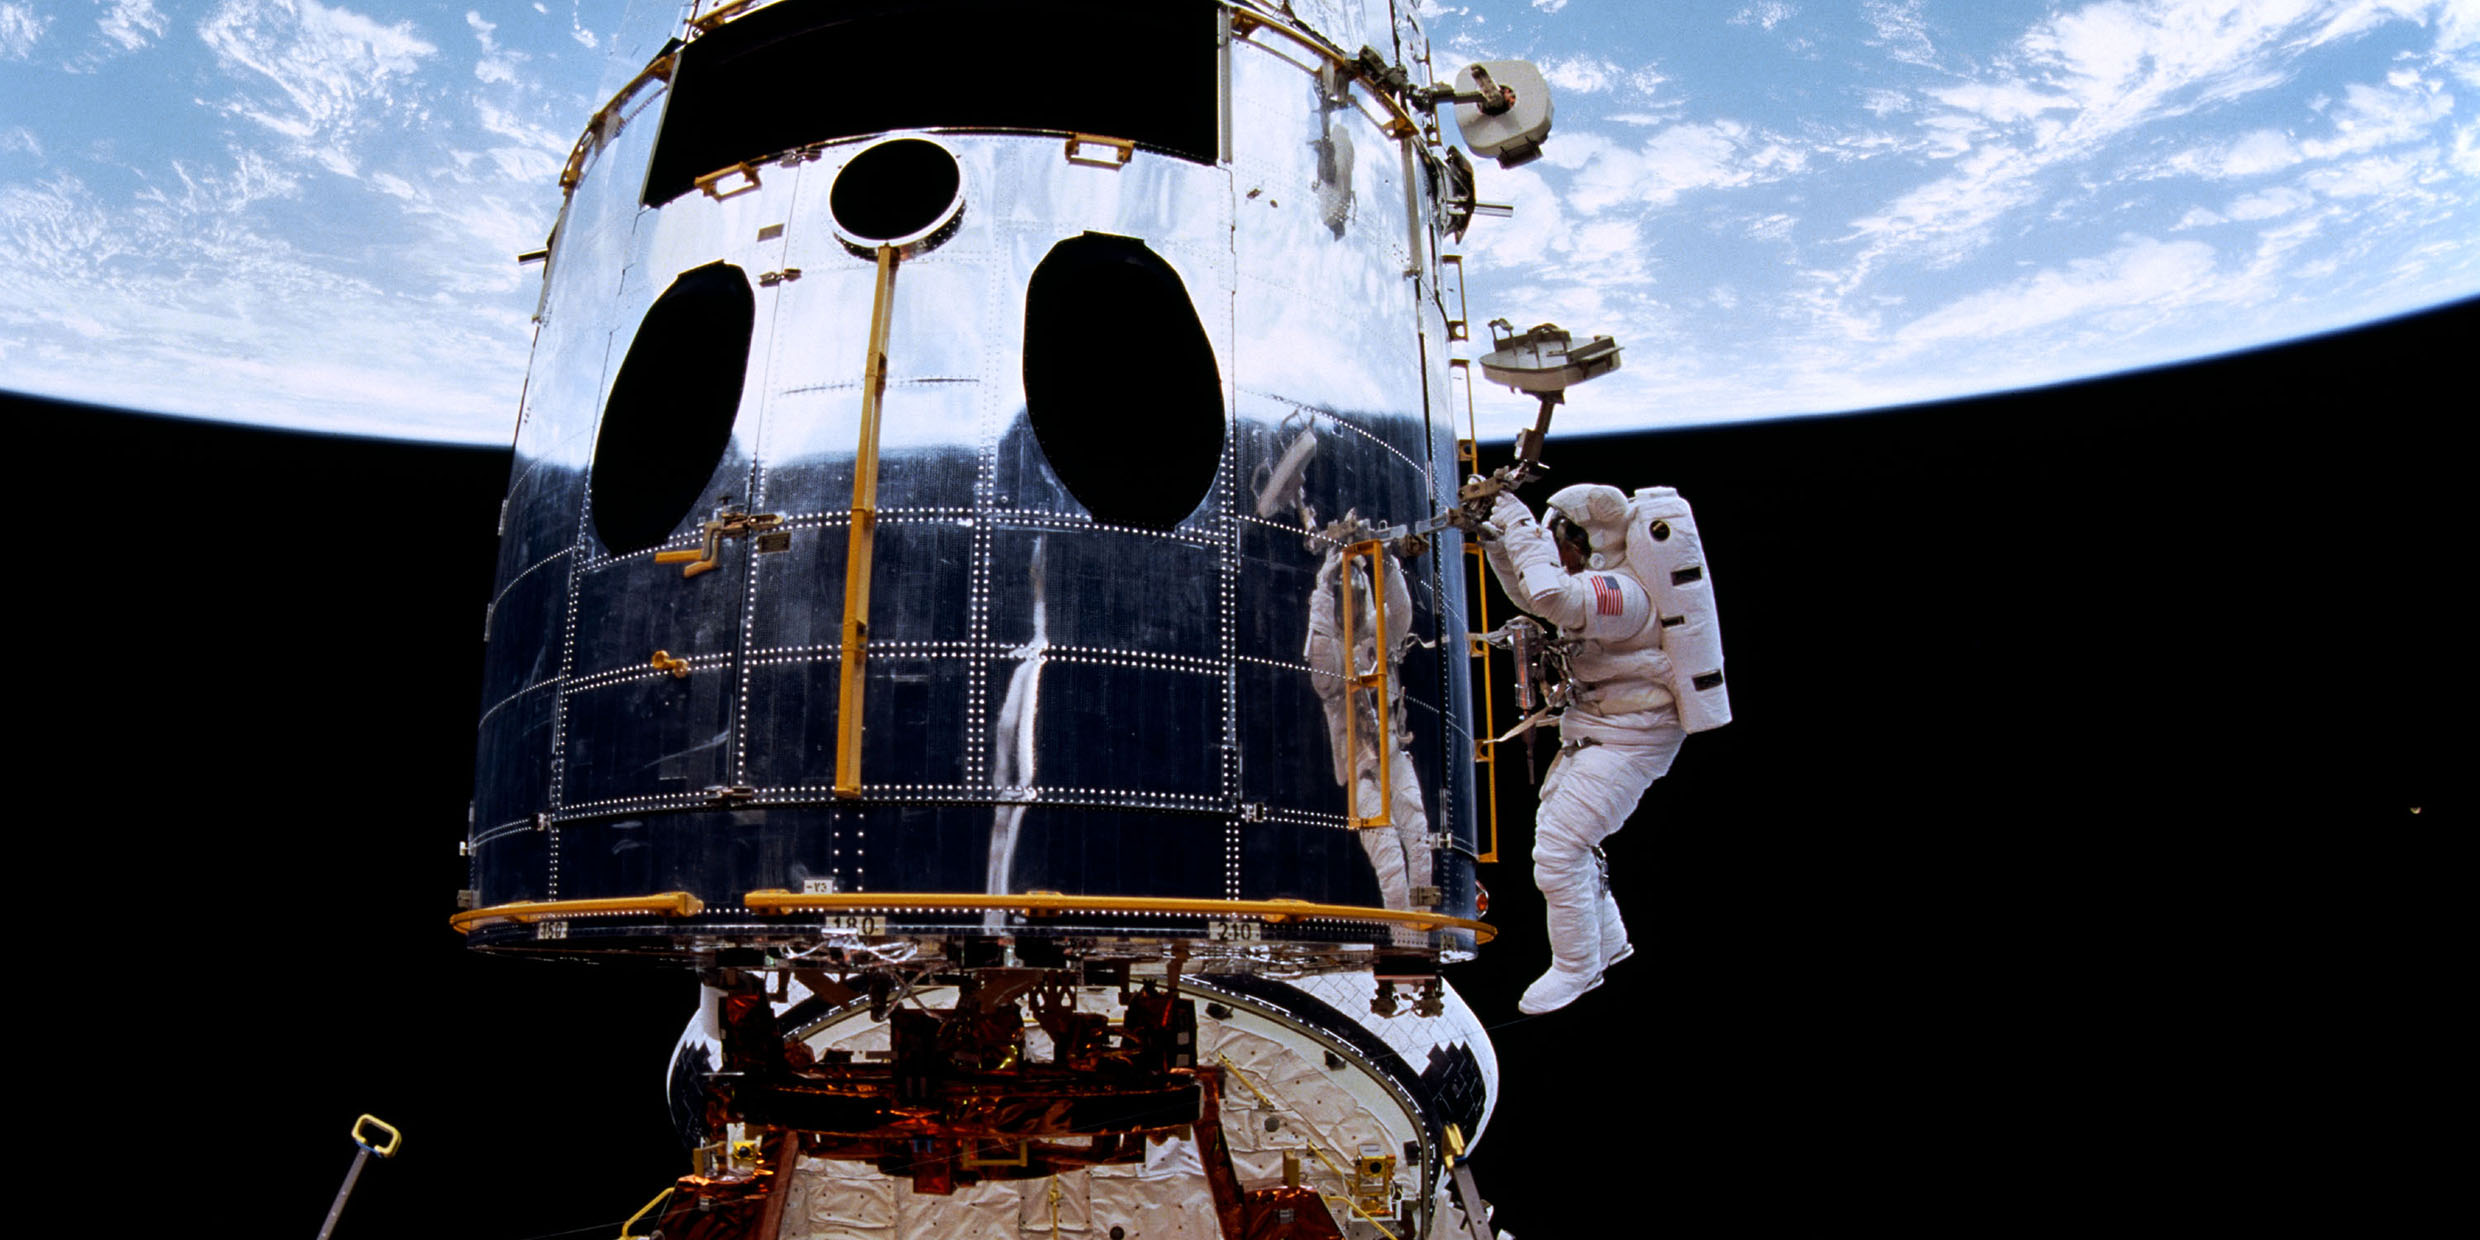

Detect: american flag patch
[1591,575,1625,615]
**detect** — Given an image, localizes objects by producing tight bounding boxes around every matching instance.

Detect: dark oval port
[829,138,963,246]
[589,261,755,557]
[1022,233,1224,530]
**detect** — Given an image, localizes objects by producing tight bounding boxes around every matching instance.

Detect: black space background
[13,299,2454,1236]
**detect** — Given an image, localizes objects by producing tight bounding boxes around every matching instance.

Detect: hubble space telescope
[452,3,1577,1236]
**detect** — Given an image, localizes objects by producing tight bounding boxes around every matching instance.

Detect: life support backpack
[1621,487,1731,733]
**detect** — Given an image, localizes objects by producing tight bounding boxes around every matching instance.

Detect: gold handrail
[834,244,898,797]
[1338,539,1394,829]
[449,892,706,934]
[1226,9,1423,139]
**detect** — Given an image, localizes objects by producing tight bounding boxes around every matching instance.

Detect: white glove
[1490,491,1537,531]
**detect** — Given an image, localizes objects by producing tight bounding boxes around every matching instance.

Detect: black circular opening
[1022,234,1224,530]
[590,262,756,557]
[829,139,962,243]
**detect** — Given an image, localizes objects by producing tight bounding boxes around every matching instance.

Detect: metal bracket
[1064,133,1135,168]
[654,509,785,578]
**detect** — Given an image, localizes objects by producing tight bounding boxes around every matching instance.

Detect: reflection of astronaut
[1305,541,1432,912]
[1486,483,1730,1014]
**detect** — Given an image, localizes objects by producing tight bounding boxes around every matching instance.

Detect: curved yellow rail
[453,891,1491,941]
[449,891,705,934]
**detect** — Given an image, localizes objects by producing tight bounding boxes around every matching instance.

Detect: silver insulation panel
[467,0,1479,959]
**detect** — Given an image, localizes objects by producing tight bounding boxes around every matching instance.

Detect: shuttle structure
[455,3,1550,1236]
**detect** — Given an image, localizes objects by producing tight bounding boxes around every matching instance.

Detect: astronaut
[1485,482,1730,1014]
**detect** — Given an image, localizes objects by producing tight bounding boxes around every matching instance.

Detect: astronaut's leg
[1522,752,1608,1014]
[1586,728,1683,973]
[1521,736,1680,1014]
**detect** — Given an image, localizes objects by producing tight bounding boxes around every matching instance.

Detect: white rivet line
[544,443,601,902]
[1235,652,1327,679]
[1232,511,1403,552]
[550,789,716,817]
[488,544,576,617]
[471,818,538,846]
[1232,392,1428,478]
[1220,425,1243,901]
[749,784,1227,810]
[1262,806,1353,828]
[476,673,563,731]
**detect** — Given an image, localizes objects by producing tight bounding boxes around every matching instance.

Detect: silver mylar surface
[468,0,1482,962]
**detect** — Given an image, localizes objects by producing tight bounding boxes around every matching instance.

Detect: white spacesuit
[1486,483,1730,1014]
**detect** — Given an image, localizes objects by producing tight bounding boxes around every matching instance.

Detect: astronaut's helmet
[1544,483,1632,571]
[1542,506,1594,570]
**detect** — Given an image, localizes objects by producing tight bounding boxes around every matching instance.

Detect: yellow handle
[352,1114,402,1158]
[1064,133,1134,168]
[652,549,700,563]
[694,161,762,200]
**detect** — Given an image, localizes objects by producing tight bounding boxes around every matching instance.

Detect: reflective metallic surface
[467,0,1480,966]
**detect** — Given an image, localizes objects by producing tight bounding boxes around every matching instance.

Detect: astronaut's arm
[1487,492,1591,630]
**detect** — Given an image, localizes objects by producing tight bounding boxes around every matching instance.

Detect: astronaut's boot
[1593,846,1632,970]
[1598,898,1632,971]
[1521,837,1605,1016]
[1518,963,1603,1016]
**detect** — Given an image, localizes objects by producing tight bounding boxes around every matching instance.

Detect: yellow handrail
[1226,9,1423,140]
[1338,539,1394,829]
[616,1187,672,1240]
[448,891,705,934]
[834,244,898,797]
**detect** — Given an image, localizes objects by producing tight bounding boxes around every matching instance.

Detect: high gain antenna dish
[1477,320,1622,397]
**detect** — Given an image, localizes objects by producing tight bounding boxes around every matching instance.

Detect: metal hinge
[757,268,802,286]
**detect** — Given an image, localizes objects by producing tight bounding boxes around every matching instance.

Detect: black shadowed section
[589,262,755,556]
[1021,233,1224,531]
[644,0,1219,207]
